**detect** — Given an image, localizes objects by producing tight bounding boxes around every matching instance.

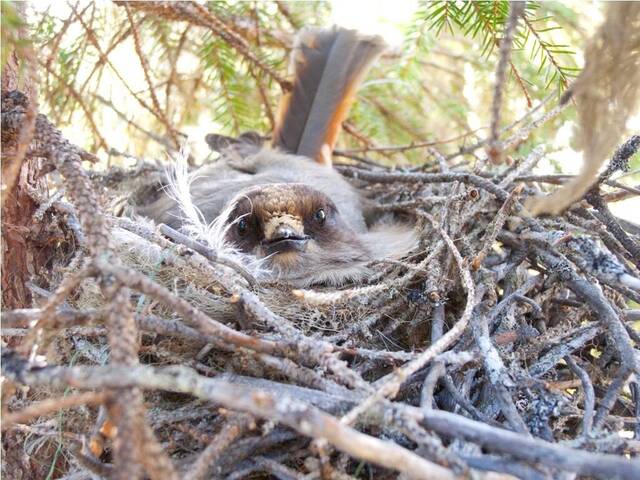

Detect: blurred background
[3,0,638,218]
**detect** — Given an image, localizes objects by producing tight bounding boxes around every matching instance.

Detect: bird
[136,26,417,287]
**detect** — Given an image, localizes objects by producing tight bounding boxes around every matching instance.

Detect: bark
[1,3,49,309]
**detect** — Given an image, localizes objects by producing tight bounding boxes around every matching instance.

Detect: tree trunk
[1,4,48,310]
[1,9,64,478]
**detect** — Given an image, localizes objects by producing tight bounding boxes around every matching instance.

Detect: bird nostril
[275,225,295,239]
[266,224,309,244]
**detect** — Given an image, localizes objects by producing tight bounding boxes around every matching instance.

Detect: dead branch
[2,391,106,428]
[4,356,639,480]
[486,1,526,166]
[2,356,458,480]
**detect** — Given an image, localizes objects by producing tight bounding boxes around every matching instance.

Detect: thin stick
[103,265,282,355]
[2,391,106,427]
[339,212,476,426]
[115,1,291,91]
[158,223,257,288]
[123,3,181,150]
[485,1,526,166]
[338,167,511,202]
[586,190,640,269]
[471,183,524,270]
[593,367,632,431]
[184,414,252,480]
[565,356,595,437]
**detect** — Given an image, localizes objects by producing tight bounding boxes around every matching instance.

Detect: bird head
[223,183,372,286]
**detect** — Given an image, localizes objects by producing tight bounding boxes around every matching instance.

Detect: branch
[4,354,639,480]
[2,356,457,480]
[339,212,476,425]
[115,1,291,91]
[486,1,526,165]
[2,391,106,428]
[338,167,511,202]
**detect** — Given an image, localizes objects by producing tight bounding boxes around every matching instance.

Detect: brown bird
[137,26,417,286]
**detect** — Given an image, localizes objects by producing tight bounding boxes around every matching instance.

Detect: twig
[486,1,526,166]
[472,294,531,434]
[123,3,181,150]
[461,455,546,480]
[253,456,307,479]
[631,381,640,440]
[415,408,640,479]
[115,1,291,91]
[593,367,633,431]
[157,223,257,288]
[2,98,174,479]
[92,93,179,153]
[335,128,484,156]
[19,262,95,356]
[445,93,554,162]
[339,212,475,425]
[501,102,568,152]
[431,302,445,343]
[338,167,510,202]
[184,414,252,480]
[442,375,497,425]
[2,391,106,427]
[528,323,601,378]
[597,135,640,183]
[586,190,640,269]
[485,275,542,328]
[564,356,595,437]
[471,183,524,270]
[538,249,637,372]
[37,59,108,151]
[515,174,640,196]
[233,290,368,390]
[103,265,283,355]
[67,1,164,130]
[498,146,545,188]
[420,361,446,410]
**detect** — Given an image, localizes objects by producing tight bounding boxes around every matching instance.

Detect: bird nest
[2,91,640,480]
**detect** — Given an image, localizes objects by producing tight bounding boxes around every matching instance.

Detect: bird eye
[314,208,326,225]
[237,217,249,236]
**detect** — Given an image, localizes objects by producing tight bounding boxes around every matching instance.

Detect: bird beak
[262,217,309,255]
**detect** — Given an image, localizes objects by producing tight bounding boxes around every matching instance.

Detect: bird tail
[271,26,386,166]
